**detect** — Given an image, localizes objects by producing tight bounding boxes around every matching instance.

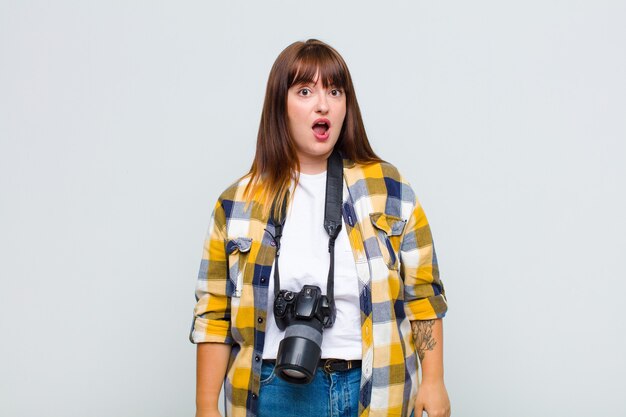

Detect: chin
[312,143,337,155]
[296,134,340,158]
[317,136,340,148]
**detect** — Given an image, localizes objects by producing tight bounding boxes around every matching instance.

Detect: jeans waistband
[263,358,362,373]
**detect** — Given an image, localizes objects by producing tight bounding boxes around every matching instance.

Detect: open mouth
[312,119,331,138]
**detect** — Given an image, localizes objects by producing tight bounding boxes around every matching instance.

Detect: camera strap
[269,148,344,312]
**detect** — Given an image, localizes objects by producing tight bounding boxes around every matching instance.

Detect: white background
[1,1,625,416]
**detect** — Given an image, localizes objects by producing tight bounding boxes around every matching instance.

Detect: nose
[315,91,329,114]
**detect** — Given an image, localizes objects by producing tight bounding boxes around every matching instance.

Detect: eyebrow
[294,81,340,89]
[294,81,316,87]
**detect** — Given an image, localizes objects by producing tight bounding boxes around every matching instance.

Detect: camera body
[272,285,336,384]
[274,285,335,330]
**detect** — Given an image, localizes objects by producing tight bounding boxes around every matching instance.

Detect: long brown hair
[243,39,381,219]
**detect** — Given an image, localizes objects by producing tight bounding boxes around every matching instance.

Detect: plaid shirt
[190,158,448,417]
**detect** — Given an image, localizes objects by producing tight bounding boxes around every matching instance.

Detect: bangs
[289,46,348,90]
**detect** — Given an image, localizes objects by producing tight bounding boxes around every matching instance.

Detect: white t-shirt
[263,170,362,360]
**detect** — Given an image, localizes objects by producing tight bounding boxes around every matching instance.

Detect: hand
[195,408,223,417]
[414,379,451,417]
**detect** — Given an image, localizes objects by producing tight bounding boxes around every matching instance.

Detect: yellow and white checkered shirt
[190,157,448,417]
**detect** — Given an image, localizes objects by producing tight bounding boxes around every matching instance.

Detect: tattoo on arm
[411,320,436,362]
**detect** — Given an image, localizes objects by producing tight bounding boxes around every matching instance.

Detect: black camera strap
[323,149,343,309]
[269,149,343,314]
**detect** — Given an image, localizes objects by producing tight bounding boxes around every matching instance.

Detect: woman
[190,39,450,417]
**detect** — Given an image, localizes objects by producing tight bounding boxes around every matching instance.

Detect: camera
[273,285,335,384]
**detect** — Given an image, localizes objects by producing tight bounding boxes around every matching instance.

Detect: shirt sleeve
[400,192,448,321]
[189,198,234,344]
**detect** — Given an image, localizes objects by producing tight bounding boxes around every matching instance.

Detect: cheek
[288,117,306,136]
[335,109,347,130]
[335,101,347,121]
[287,105,307,127]
[287,117,307,141]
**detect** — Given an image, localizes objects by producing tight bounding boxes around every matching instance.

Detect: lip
[311,118,331,129]
[311,118,331,141]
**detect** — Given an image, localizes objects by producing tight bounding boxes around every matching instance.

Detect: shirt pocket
[225,237,253,297]
[369,212,407,271]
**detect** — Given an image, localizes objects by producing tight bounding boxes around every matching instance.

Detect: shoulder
[210,174,267,238]
[215,174,253,206]
[346,159,417,206]
[346,158,403,182]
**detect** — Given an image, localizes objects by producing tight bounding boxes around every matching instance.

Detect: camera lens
[282,369,307,379]
[275,322,323,384]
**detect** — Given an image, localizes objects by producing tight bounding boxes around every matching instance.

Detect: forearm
[411,318,444,383]
[196,342,232,411]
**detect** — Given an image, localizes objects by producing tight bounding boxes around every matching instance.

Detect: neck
[297,151,332,174]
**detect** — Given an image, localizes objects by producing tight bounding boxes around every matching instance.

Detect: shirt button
[257,317,263,323]
[255,355,260,362]
[260,276,267,283]
[252,393,258,400]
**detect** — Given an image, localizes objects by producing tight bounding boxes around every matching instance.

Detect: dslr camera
[273,285,335,384]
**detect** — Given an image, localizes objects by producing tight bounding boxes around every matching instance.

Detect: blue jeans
[258,361,361,417]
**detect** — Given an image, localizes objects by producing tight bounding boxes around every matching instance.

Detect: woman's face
[286,71,346,173]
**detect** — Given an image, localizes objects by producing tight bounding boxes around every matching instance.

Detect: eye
[298,88,312,96]
[330,88,343,97]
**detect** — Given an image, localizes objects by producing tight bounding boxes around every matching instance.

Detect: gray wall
[1,1,624,416]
